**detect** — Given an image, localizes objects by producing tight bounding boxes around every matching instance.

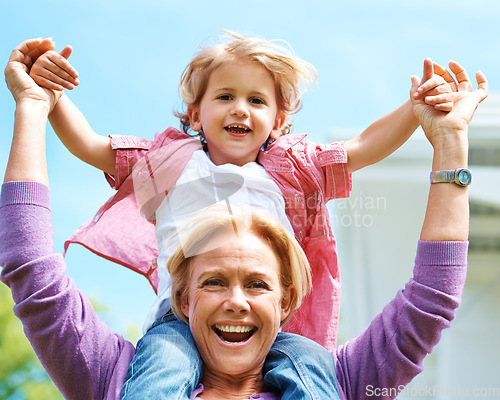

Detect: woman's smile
[213,323,257,343]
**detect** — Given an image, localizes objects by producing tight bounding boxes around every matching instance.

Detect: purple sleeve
[0,181,135,400]
[334,240,468,400]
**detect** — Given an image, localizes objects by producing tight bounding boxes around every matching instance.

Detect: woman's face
[181,231,292,377]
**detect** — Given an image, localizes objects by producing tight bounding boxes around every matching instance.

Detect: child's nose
[230,100,249,118]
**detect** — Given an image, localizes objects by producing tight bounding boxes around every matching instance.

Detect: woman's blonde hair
[167,206,312,326]
[175,30,317,138]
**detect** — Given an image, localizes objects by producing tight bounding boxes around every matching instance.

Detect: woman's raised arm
[3,38,61,184]
[411,61,488,241]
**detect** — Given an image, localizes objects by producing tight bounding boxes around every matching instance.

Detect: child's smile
[225,123,252,136]
[188,59,285,166]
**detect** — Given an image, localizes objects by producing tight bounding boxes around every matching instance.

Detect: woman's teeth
[214,324,256,342]
[215,324,255,333]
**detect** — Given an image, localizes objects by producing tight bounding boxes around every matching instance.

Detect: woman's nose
[224,286,250,314]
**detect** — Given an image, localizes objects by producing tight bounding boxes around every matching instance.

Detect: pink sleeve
[105,135,154,190]
[316,141,352,200]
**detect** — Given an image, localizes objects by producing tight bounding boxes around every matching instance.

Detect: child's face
[188,59,285,166]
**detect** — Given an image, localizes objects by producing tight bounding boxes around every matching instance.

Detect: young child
[30,32,454,399]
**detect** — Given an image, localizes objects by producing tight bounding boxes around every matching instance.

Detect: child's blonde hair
[175,31,317,138]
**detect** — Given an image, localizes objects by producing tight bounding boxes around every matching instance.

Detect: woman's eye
[203,279,222,287]
[249,281,269,290]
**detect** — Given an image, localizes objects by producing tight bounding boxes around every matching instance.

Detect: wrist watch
[430,168,472,186]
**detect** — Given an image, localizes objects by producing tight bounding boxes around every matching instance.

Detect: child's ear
[270,112,287,140]
[188,105,202,132]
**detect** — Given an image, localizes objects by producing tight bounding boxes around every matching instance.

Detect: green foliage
[0,284,63,400]
[124,324,143,347]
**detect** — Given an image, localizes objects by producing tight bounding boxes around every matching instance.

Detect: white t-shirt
[143,150,293,331]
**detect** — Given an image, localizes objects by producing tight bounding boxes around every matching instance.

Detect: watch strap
[429,168,471,186]
[430,170,457,183]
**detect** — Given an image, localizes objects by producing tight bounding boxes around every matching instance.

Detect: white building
[332,93,500,399]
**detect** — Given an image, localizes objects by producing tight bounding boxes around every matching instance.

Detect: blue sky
[1,0,499,336]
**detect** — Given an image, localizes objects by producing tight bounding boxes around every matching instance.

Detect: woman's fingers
[449,60,472,92]
[474,70,488,104]
[8,38,55,71]
[433,62,458,92]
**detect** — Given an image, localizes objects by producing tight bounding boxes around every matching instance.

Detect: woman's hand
[410,60,488,153]
[4,38,62,113]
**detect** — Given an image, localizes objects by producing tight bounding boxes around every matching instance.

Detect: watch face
[458,169,471,185]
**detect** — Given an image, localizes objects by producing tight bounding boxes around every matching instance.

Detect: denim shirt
[65,127,351,349]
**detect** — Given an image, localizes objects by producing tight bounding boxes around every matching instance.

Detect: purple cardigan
[0,181,468,400]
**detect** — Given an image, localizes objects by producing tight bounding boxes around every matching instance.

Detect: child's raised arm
[344,59,454,173]
[30,45,116,175]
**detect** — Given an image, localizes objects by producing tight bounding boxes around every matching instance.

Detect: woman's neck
[200,368,266,400]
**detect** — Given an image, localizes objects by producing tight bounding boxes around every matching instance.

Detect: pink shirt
[65,127,351,349]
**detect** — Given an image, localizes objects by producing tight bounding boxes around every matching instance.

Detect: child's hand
[413,58,455,112]
[29,45,79,91]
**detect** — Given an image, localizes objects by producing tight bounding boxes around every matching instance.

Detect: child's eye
[217,94,232,101]
[249,97,265,105]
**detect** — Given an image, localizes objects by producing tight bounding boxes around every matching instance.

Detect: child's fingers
[433,102,453,112]
[31,62,78,90]
[56,46,79,79]
[414,76,449,99]
[424,92,453,107]
[417,76,444,93]
[31,74,66,91]
[59,45,73,61]
[47,51,79,80]
[31,54,79,89]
